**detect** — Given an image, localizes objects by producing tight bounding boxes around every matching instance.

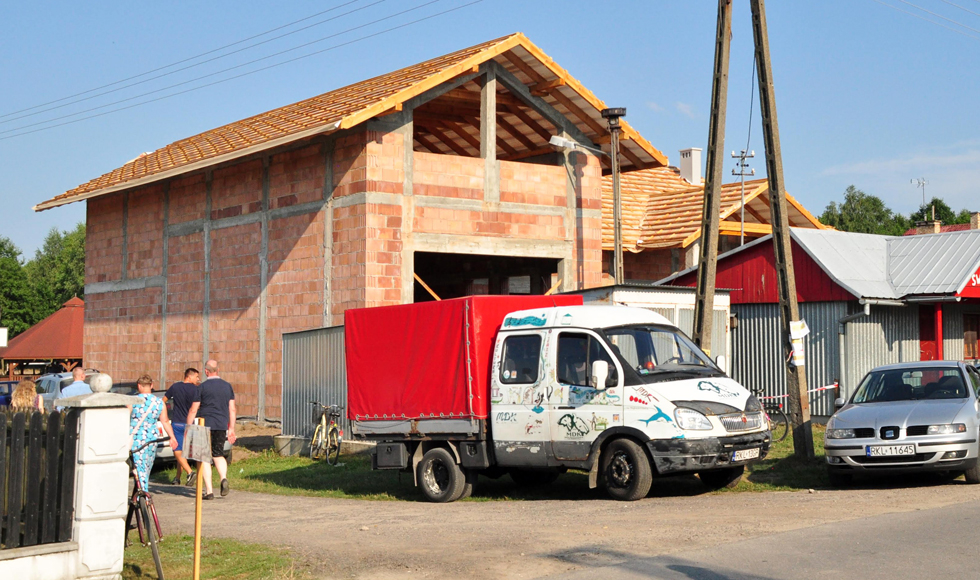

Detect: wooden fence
[0,409,78,550]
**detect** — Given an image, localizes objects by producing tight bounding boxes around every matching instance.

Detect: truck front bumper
[645,431,771,474]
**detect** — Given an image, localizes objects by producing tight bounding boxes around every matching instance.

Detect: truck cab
[490,305,769,500]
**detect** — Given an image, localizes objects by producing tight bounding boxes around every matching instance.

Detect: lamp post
[601,107,626,285]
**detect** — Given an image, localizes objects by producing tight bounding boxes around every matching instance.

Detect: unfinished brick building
[35,34,670,420]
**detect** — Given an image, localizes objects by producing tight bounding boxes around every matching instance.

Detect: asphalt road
[551,500,980,580]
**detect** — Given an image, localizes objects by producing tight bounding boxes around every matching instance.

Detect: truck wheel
[509,469,560,487]
[698,466,744,490]
[417,448,466,502]
[600,439,653,501]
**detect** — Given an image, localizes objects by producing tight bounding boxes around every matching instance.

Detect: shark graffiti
[639,406,672,426]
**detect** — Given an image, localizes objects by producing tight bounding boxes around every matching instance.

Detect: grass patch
[124,534,306,580]
[153,426,837,501]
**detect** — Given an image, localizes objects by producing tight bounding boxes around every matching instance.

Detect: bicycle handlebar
[131,437,171,455]
[309,401,344,411]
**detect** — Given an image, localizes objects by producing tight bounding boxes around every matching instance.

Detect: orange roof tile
[36,33,666,212]
[601,169,824,251]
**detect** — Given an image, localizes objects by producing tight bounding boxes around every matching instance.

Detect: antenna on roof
[911,177,928,210]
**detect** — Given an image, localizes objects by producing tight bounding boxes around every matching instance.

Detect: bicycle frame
[126,437,169,546]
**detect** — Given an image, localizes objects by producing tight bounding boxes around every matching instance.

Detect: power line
[0,0,388,125]
[893,0,980,33]
[0,0,484,142]
[0,0,368,120]
[939,0,980,19]
[869,0,980,40]
[0,0,444,136]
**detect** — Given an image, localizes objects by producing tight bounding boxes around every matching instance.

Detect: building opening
[413,252,560,302]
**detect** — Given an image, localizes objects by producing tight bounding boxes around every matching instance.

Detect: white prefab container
[564,285,732,374]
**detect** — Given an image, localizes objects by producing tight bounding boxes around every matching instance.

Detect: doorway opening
[413,252,560,302]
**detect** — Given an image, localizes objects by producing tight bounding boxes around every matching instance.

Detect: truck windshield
[604,325,719,378]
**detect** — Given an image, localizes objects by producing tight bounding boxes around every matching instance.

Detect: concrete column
[480,67,499,204]
[61,383,138,580]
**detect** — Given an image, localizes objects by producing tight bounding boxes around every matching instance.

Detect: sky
[2,0,979,256]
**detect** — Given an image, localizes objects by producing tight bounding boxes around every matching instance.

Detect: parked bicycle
[125,436,169,580]
[309,401,344,465]
[754,390,789,443]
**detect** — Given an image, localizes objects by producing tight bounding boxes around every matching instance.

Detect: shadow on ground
[545,546,783,579]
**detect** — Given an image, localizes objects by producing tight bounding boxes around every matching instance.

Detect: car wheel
[600,438,653,501]
[964,463,980,484]
[417,447,465,503]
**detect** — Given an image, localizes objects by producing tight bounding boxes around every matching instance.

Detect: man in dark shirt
[163,367,200,485]
[186,359,236,499]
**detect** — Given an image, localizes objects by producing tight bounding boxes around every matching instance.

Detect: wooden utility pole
[602,107,627,285]
[750,0,814,458]
[692,0,733,356]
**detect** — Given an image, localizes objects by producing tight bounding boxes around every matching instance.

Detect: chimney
[914,220,941,235]
[679,148,702,186]
[972,212,980,230]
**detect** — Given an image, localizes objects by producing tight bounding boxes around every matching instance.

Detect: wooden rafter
[530,78,566,96]
[496,115,537,150]
[414,133,443,154]
[420,123,472,157]
[502,105,554,142]
[743,202,767,223]
[442,120,482,152]
[618,146,648,170]
[549,89,607,136]
[502,50,546,84]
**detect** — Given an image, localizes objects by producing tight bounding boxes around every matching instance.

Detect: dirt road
[152,478,980,579]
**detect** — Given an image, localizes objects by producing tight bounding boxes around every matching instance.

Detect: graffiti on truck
[557,414,590,438]
[697,380,738,398]
[639,406,672,426]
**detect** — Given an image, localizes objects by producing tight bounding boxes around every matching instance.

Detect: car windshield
[604,324,719,377]
[853,367,968,403]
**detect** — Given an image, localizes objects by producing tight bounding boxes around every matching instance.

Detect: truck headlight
[674,408,713,430]
[827,428,856,439]
[926,424,967,435]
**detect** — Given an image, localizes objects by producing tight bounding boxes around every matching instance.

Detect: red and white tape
[758,383,838,401]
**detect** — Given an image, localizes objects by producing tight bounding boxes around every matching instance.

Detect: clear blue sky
[2,0,978,255]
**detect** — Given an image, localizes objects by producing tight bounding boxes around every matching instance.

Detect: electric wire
[0,0,444,137]
[745,58,755,156]
[939,0,980,18]
[893,0,980,33]
[0,0,367,120]
[0,0,388,125]
[869,0,980,40]
[0,0,483,142]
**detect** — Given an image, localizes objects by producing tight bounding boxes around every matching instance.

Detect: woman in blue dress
[130,375,176,491]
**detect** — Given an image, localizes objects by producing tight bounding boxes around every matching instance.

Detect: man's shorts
[210,429,227,462]
[172,422,186,452]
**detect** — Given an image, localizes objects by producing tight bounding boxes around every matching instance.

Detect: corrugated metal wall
[943,303,966,361]
[282,325,348,439]
[731,302,847,417]
[843,305,918,393]
[675,309,728,360]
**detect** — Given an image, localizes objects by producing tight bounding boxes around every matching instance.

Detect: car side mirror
[592,360,609,391]
[834,397,845,410]
[714,355,727,372]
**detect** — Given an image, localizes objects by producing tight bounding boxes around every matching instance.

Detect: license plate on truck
[866,444,914,457]
[732,448,760,462]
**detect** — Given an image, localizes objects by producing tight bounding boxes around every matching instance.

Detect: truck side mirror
[714,355,727,372]
[834,397,845,410]
[591,360,609,391]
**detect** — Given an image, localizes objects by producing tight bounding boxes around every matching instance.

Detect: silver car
[825,361,980,486]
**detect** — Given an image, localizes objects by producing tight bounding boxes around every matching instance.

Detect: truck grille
[720,412,764,433]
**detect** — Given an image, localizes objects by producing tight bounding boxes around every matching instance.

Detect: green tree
[23,223,86,323]
[909,197,971,225]
[0,236,34,337]
[819,186,910,236]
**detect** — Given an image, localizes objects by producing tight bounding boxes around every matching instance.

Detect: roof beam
[501,105,553,143]
[743,202,767,223]
[548,89,607,137]
[417,122,472,157]
[496,115,537,150]
[414,133,443,154]
[443,120,482,152]
[486,59,595,149]
[530,78,566,96]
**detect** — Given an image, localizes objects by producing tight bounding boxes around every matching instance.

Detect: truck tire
[417,448,466,503]
[698,465,744,490]
[599,438,653,501]
[509,469,560,487]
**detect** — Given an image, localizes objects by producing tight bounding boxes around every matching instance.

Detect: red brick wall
[165,232,205,381]
[210,160,263,220]
[270,146,324,209]
[414,152,483,199]
[83,288,162,382]
[86,194,125,284]
[169,174,207,225]
[500,161,567,206]
[570,153,604,289]
[126,185,165,280]
[622,249,674,281]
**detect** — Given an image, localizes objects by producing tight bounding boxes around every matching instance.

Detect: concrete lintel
[486,60,595,148]
[413,195,570,218]
[414,196,484,211]
[330,191,404,209]
[575,208,602,219]
[412,232,571,259]
[167,198,327,237]
[85,275,165,295]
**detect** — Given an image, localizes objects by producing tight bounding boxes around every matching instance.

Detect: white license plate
[732,448,760,462]
[866,444,915,457]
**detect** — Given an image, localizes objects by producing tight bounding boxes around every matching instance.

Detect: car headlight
[674,408,713,430]
[827,428,856,439]
[927,424,967,435]
[744,394,762,412]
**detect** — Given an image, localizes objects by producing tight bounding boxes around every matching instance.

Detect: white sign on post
[184,424,212,463]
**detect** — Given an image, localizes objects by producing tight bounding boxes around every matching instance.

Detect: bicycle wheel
[139,495,165,580]
[326,426,341,466]
[767,406,790,442]
[147,494,164,541]
[309,423,325,461]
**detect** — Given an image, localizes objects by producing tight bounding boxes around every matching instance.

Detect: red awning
[0,297,84,361]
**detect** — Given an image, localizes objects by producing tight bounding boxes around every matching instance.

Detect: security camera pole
[601,107,626,285]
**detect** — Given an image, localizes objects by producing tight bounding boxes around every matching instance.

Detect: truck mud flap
[457,441,490,469]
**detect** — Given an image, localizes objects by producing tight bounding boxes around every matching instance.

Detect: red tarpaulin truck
[347,296,770,502]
